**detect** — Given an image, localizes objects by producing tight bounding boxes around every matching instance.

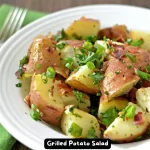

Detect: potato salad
[15,17,150,143]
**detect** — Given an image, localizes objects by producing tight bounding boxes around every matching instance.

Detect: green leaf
[46,67,56,79]
[30,104,41,120]
[56,42,66,49]
[89,72,104,85]
[87,127,97,139]
[41,72,48,84]
[125,52,136,63]
[72,90,85,104]
[135,69,150,81]
[101,107,119,127]
[68,122,82,137]
[86,61,95,69]
[86,35,97,44]
[127,38,144,47]
[55,29,68,42]
[16,83,22,87]
[120,105,136,120]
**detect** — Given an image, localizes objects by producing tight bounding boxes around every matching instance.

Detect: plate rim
[0,4,150,150]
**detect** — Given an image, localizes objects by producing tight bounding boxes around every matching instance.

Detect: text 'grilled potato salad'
[15,17,150,143]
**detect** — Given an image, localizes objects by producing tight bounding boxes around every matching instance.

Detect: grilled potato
[61,106,101,138]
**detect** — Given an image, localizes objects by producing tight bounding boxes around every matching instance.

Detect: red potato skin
[23,35,69,78]
[104,124,149,143]
[65,40,84,48]
[30,90,64,126]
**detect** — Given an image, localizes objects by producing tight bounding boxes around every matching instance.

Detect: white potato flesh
[66,65,100,94]
[98,97,128,119]
[130,30,150,51]
[61,106,101,138]
[61,94,90,112]
[104,103,149,142]
[136,87,150,112]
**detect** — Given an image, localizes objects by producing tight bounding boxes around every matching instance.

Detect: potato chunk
[61,106,101,138]
[130,30,150,51]
[57,82,90,112]
[66,17,100,39]
[101,57,140,102]
[30,74,64,125]
[104,103,149,142]
[136,87,150,112]
[24,35,69,78]
[66,65,100,94]
[98,97,128,119]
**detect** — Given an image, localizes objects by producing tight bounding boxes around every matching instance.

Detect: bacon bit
[134,112,145,125]
[125,46,139,54]
[128,87,137,103]
[111,45,126,59]
[51,86,54,97]
[142,81,150,88]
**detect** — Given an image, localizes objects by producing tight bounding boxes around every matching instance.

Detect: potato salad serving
[15,17,150,143]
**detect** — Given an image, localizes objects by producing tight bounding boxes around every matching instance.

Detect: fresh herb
[68,122,82,137]
[89,72,104,85]
[96,92,102,96]
[135,69,150,81]
[72,33,82,40]
[135,136,142,141]
[127,65,132,69]
[30,104,41,120]
[86,61,95,69]
[120,105,136,120]
[115,71,120,75]
[36,64,42,70]
[55,29,68,42]
[86,35,97,44]
[87,127,97,139]
[56,42,66,49]
[101,107,119,127]
[103,36,107,42]
[83,41,93,50]
[46,67,56,79]
[69,107,82,118]
[18,56,28,77]
[127,38,144,47]
[41,72,48,84]
[64,57,74,71]
[146,66,150,73]
[104,91,109,95]
[125,52,136,63]
[16,83,22,87]
[73,90,85,104]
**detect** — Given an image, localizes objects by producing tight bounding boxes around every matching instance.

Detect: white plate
[0,4,150,150]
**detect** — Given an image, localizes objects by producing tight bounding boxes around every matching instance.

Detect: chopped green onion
[68,122,82,137]
[115,71,120,75]
[41,72,48,84]
[73,90,85,104]
[103,36,107,42]
[71,33,82,40]
[87,127,97,139]
[127,65,132,69]
[83,41,93,50]
[56,42,66,49]
[96,92,102,96]
[36,64,42,70]
[46,67,56,79]
[120,105,136,120]
[125,52,136,63]
[135,69,150,81]
[86,61,95,69]
[89,72,104,85]
[30,104,41,120]
[64,57,74,71]
[127,38,132,45]
[146,66,150,73]
[104,91,109,95]
[16,83,22,87]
